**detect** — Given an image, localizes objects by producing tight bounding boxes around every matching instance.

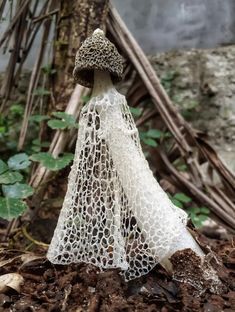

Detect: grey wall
[113,0,235,53]
[0,0,235,71]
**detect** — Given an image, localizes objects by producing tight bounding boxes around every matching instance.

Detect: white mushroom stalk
[47,29,204,280]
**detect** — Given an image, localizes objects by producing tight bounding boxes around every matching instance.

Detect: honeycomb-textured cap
[73,29,123,88]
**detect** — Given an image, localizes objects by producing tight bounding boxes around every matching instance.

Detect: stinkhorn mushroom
[47,29,216,282]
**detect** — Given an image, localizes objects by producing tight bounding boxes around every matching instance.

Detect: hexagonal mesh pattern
[47,83,198,280]
[73,30,123,87]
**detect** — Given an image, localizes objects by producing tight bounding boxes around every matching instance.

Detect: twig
[0,0,31,48]
[18,0,56,150]
[22,226,49,248]
[159,151,235,232]
[33,8,59,23]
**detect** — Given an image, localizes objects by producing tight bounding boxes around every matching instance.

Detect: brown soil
[0,233,235,312]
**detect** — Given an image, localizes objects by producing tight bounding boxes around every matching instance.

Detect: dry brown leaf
[0,273,24,293]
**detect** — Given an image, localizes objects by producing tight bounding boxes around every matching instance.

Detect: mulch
[0,230,235,312]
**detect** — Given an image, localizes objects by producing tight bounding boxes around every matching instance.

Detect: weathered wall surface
[150,46,235,172]
[1,0,235,70]
[113,0,235,53]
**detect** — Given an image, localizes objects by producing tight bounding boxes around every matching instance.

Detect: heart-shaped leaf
[146,129,163,139]
[0,171,23,184]
[29,115,50,122]
[30,153,73,171]
[174,193,192,204]
[143,138,158,147]
[0,197,27,220]
[0,160,8,175]
[8,154,31,170]
[48,112,78,130]
[2,183,34,199]
[47,119,68,129]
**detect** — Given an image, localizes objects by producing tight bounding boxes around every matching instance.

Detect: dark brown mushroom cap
[73,29,123,88]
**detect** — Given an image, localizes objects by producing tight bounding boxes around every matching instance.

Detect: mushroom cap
[73,29,123,88]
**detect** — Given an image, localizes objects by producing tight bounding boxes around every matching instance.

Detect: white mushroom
[47,29,205,281]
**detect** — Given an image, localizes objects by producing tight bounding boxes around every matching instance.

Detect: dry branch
[107,5,235,232]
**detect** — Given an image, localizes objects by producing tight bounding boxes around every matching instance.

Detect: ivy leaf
[139,131,147,140]
[0,171,23,184]
[51,112,75,123]
[188,207,201,214]
[47,119,68,129]
[191,214,208,228]
[173,193,192,204]
[200,207,210,214]
[171,198,183,209]
[2,183,34,199]
[8,153,31,170]
[48,112,78,130]
[143,137,158,147]
[32,139,50,147]
[50,153,74,171]
[29,115,50,123]
[30,153,74,171]
[0,160,8,174]
[146,129,163,139]
[0,197,27,220]
[129,107,142,117]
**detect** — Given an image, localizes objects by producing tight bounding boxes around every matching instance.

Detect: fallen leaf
[0,273,24,293]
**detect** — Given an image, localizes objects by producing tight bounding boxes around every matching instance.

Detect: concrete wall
[113,0,235,53]
[0,0,235,70]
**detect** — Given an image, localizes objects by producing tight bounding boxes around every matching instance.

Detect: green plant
[47,112,78,130]
[139,128,164,147]
[30,153,74,171]
[161,70,179,94]
[0,102,25,152]
[0,150,74,220]
[129,107,143,118]
[187,206,210,228]
[0,154,33,220]
[41,64,57,76]
[169,192,210,228]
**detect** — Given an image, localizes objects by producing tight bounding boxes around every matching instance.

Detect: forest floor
[0,228,234,312]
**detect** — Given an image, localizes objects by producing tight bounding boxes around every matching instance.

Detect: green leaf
[29,115,50,122]
[173,193,192,204]
[33,88,51,96]
[146,129,163,139]
[2,183,34,199]
[129,107,142,117]
[171,198,184,209]
[191,214,209,228]
[48,112,78,130]
[200,207,210,214]
[10,104,24,116]
[8,153,31,170]
[143,137,158,147]
[0,160,8,174]
[0,197,27,220]
[188,207,201,214]
[139,131,147,140]
[161,70,178,82]
[32,139,50,147]
[177,164,188,171]
[0,126,6,133]
[52,112,74,121]
[30,153,74,171]
[47,119,68,129]
[0,171,23,184]
[41,64,56,75]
